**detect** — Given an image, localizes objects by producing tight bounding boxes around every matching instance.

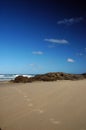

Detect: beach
[0,80,86,130]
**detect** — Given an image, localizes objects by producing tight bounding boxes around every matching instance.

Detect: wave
[0,74,35,81]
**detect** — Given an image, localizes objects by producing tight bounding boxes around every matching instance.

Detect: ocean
[0,74,35,81]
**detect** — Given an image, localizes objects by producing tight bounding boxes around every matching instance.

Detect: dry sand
[0,80,86,130]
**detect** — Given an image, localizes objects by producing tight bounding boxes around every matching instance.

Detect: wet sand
[0,80,86,130]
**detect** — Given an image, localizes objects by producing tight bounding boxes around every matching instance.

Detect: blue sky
[0,0,86,74]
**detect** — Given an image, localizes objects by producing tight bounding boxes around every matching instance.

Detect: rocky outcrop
[82,73,86,78]
[13,72,86,83]
[14,76,29,83]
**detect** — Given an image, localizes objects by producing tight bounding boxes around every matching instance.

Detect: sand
[0,80,86,130]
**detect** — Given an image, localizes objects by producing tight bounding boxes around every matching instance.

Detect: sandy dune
[0,80,86,130]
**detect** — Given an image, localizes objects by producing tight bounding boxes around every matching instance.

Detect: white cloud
[32,51,43,55]
[44,38,69,44]
[67,58,75,63]
[57,17,83,25]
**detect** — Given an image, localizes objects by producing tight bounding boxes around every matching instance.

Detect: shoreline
[0,72,86,83]
[0,78,86,83]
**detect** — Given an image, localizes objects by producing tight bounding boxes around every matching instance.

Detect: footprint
[34,109,44,114]
[15,88,22,94]
[50,118,61,125]
[26,98,31,102]
[24,95,28,98]
[28,103,33,107]
[38,109,44,114]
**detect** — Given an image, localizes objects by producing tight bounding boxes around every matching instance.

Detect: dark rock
[14,76,29,83]
[82,73,86,78]
[13,72,86,83]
